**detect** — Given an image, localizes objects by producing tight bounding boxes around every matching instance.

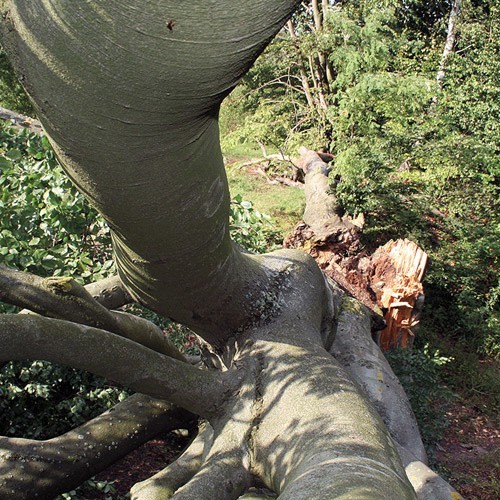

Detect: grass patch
[226,160,305,237]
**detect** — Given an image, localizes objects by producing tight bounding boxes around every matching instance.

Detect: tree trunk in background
[287,20,316,111]
[436,0,461,90]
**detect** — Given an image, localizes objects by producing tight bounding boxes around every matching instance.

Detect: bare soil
[435,400,499,499]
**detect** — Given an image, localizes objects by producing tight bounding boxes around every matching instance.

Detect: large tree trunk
[0,2,459,498]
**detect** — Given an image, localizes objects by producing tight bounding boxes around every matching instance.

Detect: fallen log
[285,147,428,350]
[0,106,43,134]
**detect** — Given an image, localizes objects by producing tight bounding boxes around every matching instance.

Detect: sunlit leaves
[0,124,114,281]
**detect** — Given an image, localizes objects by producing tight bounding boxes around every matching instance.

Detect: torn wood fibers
[285,148,428,351]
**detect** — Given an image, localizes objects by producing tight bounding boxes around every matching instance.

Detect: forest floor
[435,399,499,499]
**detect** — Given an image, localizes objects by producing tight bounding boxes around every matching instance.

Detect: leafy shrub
[0,360,129,439]
[230,194,281,253]
[0,123,113,283]
[385,344,454,457]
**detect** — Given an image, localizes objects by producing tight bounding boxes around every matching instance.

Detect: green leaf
[0,156,12,170]
[5,148,22,160]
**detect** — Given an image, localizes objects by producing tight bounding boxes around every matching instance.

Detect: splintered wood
[285,147,428,351]
[370,239,428,351]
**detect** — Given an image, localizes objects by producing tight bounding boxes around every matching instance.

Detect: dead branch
[0,106,43,134]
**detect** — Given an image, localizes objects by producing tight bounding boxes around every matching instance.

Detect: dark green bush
[385,345,454,458]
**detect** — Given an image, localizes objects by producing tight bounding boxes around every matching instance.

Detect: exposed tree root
[0,394,193,499]
[131,423,213,499]
[170,455,249,500]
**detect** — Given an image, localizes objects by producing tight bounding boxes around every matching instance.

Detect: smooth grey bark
[0,314,234,419]
[329,283,428,465]
[0,0,303,344]
[0,1,457,498]
[290,149,461,499]
[0,264,185,360]
[0,394,193,499]
[131,423,213,499]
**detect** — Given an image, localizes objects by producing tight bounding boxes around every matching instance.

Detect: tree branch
[131,422,213,499]
[0,265,185,361]
[293,147,363,237]
[84,275,133,309]
[1,0,304,345]
[328,281,427,465]
[0,106,43,134]
[0,314,236,418]
[395,443,462,499]
[0,394,194,500]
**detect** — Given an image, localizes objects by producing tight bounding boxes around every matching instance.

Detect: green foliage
[385,344,454,455]
[0,360,128,439]
[226,164,305,236]
[224,1,498,365]
[229,194,282,253]
[0,123,114,283]
[0,123,125,439]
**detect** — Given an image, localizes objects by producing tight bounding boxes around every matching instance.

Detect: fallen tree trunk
[285,148,458,499]
[0,2,458,498]
[285,148,428,350]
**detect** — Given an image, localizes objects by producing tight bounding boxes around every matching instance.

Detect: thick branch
[0,314,235,418]
[0,394,193,500]
[286,147,363,241]
[171,457,249,500]
[0,105,43,134]
[328,282,427,465]
[0,265,185,360]
[395,444,462,500]
[84,275,133,309]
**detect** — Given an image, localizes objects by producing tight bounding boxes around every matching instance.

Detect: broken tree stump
[285,147,428,350]
[370,239,428,350]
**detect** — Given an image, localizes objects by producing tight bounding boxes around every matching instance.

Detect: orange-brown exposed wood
[286,148,428,350]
